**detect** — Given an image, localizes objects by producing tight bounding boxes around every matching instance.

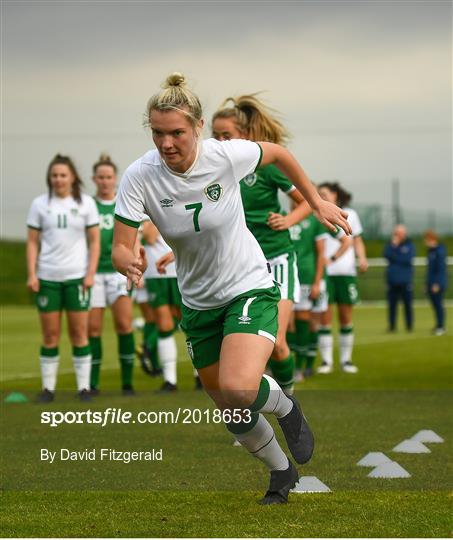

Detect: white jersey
[115,138,273,310]
[144,234,177,279]
[325,207,363,276]
[27,193,99,281]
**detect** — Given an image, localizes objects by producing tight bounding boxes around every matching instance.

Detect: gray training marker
[357,452,392,467]
[368,461,411,478]
[392,439,431,453]
[411,430,444,443]
[291,476,331,493]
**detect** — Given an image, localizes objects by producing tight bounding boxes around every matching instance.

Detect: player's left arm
[267,189,312,231]
[354,235,368,273]
[84,225,100,290]
[258,142,351,235]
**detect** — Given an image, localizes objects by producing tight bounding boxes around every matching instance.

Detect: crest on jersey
[204,183,223,202]
[243,173,257,187]
[71,208,78,216]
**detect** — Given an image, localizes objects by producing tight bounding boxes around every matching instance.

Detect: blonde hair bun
[164,72,186,89]
[98,152,112,162]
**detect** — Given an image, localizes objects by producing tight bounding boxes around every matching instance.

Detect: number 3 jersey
[27,193,99,281]
[115,138,274,310]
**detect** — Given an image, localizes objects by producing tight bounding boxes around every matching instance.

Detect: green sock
[286,329,297,353]
[306,330,319,369]
[89,336,102,389]
[144,322,160,369]
[295,319,310,369]
[269,354,295,390]
[118,333,135,387]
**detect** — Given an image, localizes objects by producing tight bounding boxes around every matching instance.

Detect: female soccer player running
[211,95,311,395]
[26,154,100,401]
[112,73,350,505]
[88,154,136,395]
[317,182,368,374]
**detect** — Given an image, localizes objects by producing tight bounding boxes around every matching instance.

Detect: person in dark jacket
[384,225,415,331]
[424,230,447,335]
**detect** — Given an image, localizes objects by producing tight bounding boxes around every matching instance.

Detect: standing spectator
[424,230,447,335]
[384,224,415,332]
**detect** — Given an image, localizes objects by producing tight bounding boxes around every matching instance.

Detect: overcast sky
[2,0,452,239]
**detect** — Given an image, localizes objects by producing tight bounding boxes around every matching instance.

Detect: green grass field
[1,304,452,537]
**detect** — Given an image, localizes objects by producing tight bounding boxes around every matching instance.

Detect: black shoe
[278,395,314,465]
[194,376,203,391]
[122,384,136,396]
[157,381,177,393]
[37,389,54,403]
[90,387,100,396]
[139,344,163,377]
[259,460,299,505]
[78,389,92,402]
[303,368,314,378]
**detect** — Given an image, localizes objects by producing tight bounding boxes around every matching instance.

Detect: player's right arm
[26,228,40,292]
[112,220,147,288]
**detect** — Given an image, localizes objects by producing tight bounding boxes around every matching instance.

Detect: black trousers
[387,283,413,331]
[428,289,445,329]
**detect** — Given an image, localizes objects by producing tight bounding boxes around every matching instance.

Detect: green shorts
[327,275,360,305]
[181,285,280,369]
[36,279,91,312]
[268,251,300,302]
[145,277,182,308]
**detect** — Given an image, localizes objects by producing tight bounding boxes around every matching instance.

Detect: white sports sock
[340,331,354,365]
[40,355,59,391]
[254,374,293,418]
[73,354,91,391]
[319,329,333,366]
[235,414,289,471]
[158,335,177,385]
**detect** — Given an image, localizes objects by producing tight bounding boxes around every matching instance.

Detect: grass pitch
[1,304,452,537]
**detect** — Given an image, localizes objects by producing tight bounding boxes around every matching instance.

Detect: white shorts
[133,283,149,305]
[268,251,300,302]
[90,273,129,308]
[294,279,328,313]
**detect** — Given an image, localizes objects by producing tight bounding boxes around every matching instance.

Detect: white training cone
[392,440,431,453]
[411,430,444,443]
[368,461,411,478]
[291,476,331,493]
[357,452,392,467]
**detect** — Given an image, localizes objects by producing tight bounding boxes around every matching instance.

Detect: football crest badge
[204,183,223,202]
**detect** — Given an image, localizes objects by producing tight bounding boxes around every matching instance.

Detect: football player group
[26,73,367,504]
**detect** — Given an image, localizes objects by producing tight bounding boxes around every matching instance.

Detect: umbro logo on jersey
[204,183,223,202]
[160,198,174,208]
[238,315,251,324]
[70,208,78,216]
[243,173,257,187]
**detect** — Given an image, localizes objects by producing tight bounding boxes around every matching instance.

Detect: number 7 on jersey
[185,202,203,232]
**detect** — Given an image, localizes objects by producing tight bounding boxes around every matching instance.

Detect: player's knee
[218,381,257,409]
[114,320,133,335]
